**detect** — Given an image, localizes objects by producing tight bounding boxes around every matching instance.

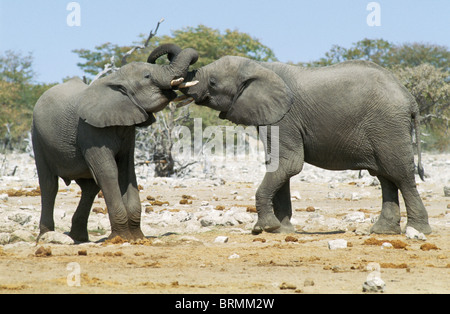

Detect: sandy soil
[0,153,449,294]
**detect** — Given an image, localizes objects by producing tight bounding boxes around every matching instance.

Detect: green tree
[73,24,277,78]
[0,51,54,150]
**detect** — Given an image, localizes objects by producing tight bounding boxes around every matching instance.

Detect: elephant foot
[252,213,281,235]
[370,218,401,235]
[108,229,133,241]
[271,217,295,234]
[130,228,145,240]
[36,225,54,243]
[406,221,432,235]
[68,230,90,243]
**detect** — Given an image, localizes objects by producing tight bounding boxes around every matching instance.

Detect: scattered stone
[343,212,366,223]
[150,200,169,206]
[444,186,450,197]
[215,205,225,210]
[405,226,427,241]
[0,233,10,245]
[362,276,385,293]
[214,236,229,243]
[92,207,107,214]
[0,193,8,201]
[228,253,240,259]
[285,236,298,243]
[78,249,88,256]
[200,201,209,206]
[253,238,266,243]
[279,282,297,290]
[420,243,439,251]
[35,246,52,257]
[291,191,301,200]
[381,242,393,249]
[39,231,74,245]
[304,278,315,287]
[9,230,35,243]
[246,206,257,213]
[8,212,32,225]
[363,237,408,249]
[179,199,192,205]
[328,239,347,250]
[306,206,315,212]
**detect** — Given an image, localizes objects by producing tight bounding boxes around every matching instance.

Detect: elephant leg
[117,151,144,240]
[253,162,303,235]
[272,180,295,233]
[35,155,59,241]
[84,148,131,240]
[69,179,100,242]
[398,178,432,234]
[370,176,401,234]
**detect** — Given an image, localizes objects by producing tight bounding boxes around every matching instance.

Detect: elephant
[180,56,432,235]
[32,44,198,242]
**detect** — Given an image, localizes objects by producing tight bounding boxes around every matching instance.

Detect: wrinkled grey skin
[32,45,198,242]
[181,56,432,235]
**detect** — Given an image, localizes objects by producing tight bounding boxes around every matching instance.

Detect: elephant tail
[412,110,425,181]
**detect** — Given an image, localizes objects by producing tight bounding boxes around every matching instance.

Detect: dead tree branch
[121,18,165,66]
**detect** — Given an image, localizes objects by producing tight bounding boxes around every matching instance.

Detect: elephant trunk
[148,44,199,90]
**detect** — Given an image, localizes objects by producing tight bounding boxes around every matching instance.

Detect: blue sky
[1,0,449,83]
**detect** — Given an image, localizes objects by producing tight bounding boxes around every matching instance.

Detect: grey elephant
[180,56,432,235]
[32,44,198,242]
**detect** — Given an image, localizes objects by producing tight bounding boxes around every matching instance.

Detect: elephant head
[78,44,199,128]
[180,56,292,126]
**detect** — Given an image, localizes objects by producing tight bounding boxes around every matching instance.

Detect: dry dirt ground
[0,154,449,294]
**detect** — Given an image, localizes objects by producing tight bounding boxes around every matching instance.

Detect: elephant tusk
[170,77,184,86]
[173,95,189,102]
[173,95,195,108]
[178,80,199,88]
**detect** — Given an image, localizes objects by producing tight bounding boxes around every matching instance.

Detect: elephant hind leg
[398,178,432,234]
[370,176,401,234]
[35,157,59,242]
[69,179,100,242]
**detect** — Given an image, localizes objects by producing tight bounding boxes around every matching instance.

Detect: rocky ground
[0,151,449,294]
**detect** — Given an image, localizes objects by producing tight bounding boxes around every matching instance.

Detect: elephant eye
[209,77,217,88]
[144,73,151,79]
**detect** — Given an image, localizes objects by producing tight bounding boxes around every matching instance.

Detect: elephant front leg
[84,149,132,241]
[273,180,295,233]
[253,172,293,235]
[118,145,144,240]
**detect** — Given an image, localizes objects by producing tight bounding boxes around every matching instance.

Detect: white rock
[0,232,10,245]
[39,231,74,245]
[343,212,366,223]
[363,275,386,293]
[0,193,8,202]
[8,212,32,225]
[200,201,209,206]
[228,253,240,259]
[328,239,347,250]
[405,226,427,240]
[291,190,301,200]
[214,236,229,243]
[9,230,35,243]
[381,242,393,249]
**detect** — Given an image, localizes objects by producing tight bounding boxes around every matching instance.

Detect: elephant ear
[224,62,292,126]
[77,75,154,128]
